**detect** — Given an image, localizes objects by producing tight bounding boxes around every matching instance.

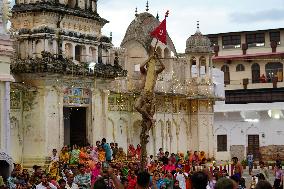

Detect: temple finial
[146,1,149,12]
[197,20,200,32]
[135,7,138,16]
[156,12,159,20]
[165,10,169,18]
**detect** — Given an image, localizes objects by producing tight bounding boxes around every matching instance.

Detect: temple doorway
[0,160,10,180]
[64,107,87,146]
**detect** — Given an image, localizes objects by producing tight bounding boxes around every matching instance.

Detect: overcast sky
[98,0,284,52]
[9,0,284,52]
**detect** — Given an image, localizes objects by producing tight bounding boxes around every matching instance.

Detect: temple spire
[135,7,138,17]
[156,12,159,20]
[146,0,149,12]
[196,20,200,33]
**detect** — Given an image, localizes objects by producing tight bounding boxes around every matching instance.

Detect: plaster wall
[107,111,193,156]
[214,102,284,161]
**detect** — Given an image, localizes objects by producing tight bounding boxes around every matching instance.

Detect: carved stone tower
[185,23,214,158]
[9,0,126,166]
[11,0,108,62]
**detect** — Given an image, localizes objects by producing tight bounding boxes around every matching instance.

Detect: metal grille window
[208,36,219,46]
[236,64,245,72]
[217,135,227,152]
[222,35,241,49]
[246,33,265,47]
[270,31,280,44]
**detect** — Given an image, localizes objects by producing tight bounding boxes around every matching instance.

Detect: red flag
[150,18,167,45]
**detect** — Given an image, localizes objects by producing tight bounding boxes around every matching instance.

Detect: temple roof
[121,12,177,55]
[186,29,212,54]
[12,2,108,25]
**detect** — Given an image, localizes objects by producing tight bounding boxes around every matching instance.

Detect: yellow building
[208,29,284,161]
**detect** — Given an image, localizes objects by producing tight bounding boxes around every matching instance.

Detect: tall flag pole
[150,10,169,51]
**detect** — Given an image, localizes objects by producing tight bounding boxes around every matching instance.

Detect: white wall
[214,102,284,160]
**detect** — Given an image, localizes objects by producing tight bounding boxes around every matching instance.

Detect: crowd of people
[0,138,283,189]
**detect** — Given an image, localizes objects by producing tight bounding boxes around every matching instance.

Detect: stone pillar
[32,40,36,58]
[95,46,99,63]
[53,39,58,55]
[92,89,104,144]
[206,56,210,77]
[196,57,200,77]
[45,86,64,155]
[187,56,192,79]
[207,113,214,158]
[85,45,90,62]
[4,82,11,154]
[102,90,109,138]
[0,81,11,154]
[73,43,76,61]
[44,39,49,52]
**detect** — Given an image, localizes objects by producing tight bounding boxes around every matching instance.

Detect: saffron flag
[150,18,167,45]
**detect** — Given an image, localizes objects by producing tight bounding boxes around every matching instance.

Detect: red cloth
[127,176,137,189]
[150,18,167,44]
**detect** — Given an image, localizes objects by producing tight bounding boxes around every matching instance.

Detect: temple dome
[121,12,177,55]
[185,29,212,54]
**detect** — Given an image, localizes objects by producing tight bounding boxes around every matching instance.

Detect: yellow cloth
[98,151,106,162]
[59,152,70,163]
[0,176,4,187]
[277,71,283,82]
[49,162,59,178]
[144,57,157,92]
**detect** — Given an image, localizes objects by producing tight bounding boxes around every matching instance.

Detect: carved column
[2,82,11,154]
[92,89,104,144]
[206,56,210,77]
[72,43,76,61]
[32,40,36,58]
[53,39,58,55]
[102,90,109,138]
[196,57,200,77]
[89,0,92,11]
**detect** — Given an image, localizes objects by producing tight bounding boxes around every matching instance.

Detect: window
[246,33,265,47]
[265,62,283,82]
[221,65,230,85]
[270,31,280,44]
[236,64,245,72]
[222,35,241,49]
[217,135,227,152]
[251,63,260,83]
[208,35,218,46]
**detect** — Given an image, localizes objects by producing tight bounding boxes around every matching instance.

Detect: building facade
[7,1,224,167]
[208,29,284,161]
[0,0,15,177]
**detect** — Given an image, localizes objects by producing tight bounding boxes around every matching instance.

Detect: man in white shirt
[51,149,59,162]
[36,174,57,189]
[175,169,188,189]
[66,174,79,189]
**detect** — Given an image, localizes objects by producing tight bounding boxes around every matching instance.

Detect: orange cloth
[98,150,106,162]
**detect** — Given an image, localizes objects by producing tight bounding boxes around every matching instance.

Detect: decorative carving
[11,51,127,78]
[121,12,177,55]
[186,28,213,53]
[0,151,14,171]
[12,2,108,24]
[10,117,23,145]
